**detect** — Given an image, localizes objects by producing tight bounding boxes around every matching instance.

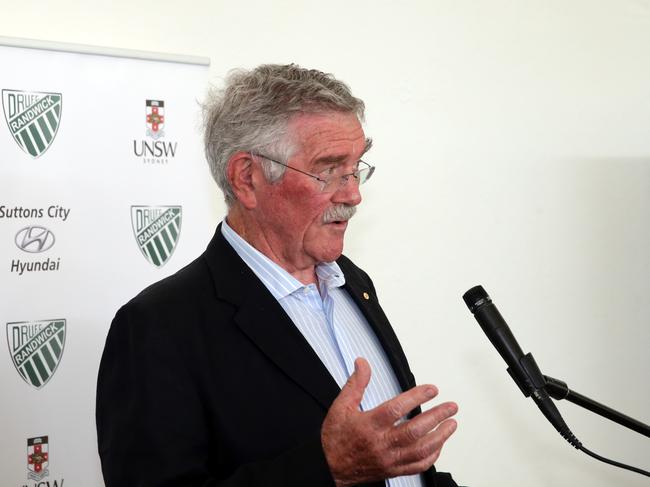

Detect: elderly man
[97,64,461,487]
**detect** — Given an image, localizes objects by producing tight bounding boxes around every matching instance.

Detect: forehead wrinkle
[290,112,367,165]
[311,136,371,168]
[317,137,371,164]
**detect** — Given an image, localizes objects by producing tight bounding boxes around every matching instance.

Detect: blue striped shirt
[221,220,423,487]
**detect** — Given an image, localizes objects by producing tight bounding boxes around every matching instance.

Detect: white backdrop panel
[0,42,213,486]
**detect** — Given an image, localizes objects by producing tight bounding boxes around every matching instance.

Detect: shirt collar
[221,219,346,300]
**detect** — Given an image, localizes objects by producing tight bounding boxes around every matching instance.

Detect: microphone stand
[543,375,650,438]
[462,285,649,476]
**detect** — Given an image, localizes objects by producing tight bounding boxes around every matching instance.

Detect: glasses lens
[359,165,374,185]
[319,164,375,192]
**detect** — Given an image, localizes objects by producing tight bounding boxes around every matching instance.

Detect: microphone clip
[506,352,547,398]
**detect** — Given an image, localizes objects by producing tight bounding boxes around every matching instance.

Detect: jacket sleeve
[96,303,337,487]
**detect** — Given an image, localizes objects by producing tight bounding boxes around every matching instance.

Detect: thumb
[337,357,371,408]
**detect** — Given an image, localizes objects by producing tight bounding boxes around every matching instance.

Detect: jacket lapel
[204,226,341,410]
[341,264,415,393]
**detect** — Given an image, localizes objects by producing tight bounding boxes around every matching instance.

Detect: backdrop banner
[0,40,213,486]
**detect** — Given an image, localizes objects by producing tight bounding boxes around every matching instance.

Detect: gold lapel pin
[363,292,370,300]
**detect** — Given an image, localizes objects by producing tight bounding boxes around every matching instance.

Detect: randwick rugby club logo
[133,99,178,163]
[7,319,66,389]
[131,206,182,267]
[2,90,62,158]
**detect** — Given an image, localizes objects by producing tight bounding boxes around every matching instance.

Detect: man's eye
[320,166,337,177]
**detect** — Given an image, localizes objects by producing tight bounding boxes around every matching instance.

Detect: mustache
[322,204,357,223]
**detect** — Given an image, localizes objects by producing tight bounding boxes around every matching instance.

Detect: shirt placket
[298,284,350,385]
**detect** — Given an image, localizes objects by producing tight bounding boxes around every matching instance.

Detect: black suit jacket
[96,226,459,487]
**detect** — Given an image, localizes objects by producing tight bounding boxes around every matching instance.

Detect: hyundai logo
[15,226,56,253]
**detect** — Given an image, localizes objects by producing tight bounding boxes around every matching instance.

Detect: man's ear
[227,152,257,209]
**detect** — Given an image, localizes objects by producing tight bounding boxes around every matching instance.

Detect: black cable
[577,444,650,478]
[552,409,650,478]
[539,394,649,478]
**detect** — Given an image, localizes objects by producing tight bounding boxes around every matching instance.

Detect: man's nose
[332,177,362,206]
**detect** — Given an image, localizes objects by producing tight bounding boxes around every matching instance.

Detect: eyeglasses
[252,153,375,193]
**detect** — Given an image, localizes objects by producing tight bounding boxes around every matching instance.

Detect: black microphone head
[462,285,491,313]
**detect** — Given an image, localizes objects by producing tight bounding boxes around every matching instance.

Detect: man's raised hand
[321,358,458,486]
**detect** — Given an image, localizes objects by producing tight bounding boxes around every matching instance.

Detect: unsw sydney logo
[23,435,65,487]
[2,89,62,158]
[132,99,178,164]
[27,435,49,482]
[131,206,182,267]
[6,319,66,389]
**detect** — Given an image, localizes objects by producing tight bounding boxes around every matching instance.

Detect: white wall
[2,1,648,486]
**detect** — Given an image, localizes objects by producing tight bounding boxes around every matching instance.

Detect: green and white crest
[131,206,182,267]
[6,320,66,389]
[2,89,62,158]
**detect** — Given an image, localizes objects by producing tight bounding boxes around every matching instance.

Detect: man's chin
[312,243,345,264]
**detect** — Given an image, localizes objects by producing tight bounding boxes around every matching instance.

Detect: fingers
[323,374,460,485]
[336,357,372,410]
[390,418,458,477]
[370,384,439,426]
[377,401,458,478]
[391,402,458,446]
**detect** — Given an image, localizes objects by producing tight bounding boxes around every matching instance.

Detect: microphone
[462,285,580,447]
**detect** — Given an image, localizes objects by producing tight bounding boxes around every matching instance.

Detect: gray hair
[202,64,366,206]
